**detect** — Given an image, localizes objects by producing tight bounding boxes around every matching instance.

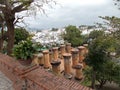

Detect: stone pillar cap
[51,60,61,66]
[43,50,49,54]
[71,48,79,53]
[66,43,71,46]
[78,46,85,50]
[83,44,88,47]
[38,53,43,58]
[74,64,82,69]
[63,53,71,59]
[60,45,65,47]
[52,47,58,50]
[63,53,71,56]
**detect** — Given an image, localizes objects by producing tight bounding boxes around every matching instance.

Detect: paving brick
[0,71,14,90]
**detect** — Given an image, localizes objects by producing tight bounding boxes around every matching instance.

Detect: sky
[17,0,120,30]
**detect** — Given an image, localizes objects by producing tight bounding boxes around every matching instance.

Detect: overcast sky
[18,0,120,30]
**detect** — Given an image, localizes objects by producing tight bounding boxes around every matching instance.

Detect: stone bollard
[52,47,59,61]
[66,43,71,53]
[60,45,66,55]
[83,44,89,54]
[49,51,53,63]
[33,54,39,65]
[60,45,65,59]
[51,60,61,75]
[71,49,79,68]
[63,53,72,79]
[78,46,86,63]
[74,64,83,80]
[38,53,44,66]
[43,50,50,69]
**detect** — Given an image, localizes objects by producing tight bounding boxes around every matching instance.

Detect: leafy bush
[14,28,30,44]
[13,39,38,60]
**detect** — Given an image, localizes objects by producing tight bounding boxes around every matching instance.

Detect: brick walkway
[0,71,14,90]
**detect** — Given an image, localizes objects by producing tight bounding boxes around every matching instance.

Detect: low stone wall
[0,52,92,90]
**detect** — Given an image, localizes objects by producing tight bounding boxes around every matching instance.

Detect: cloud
[17,0,120,30]
[58,0,107,6]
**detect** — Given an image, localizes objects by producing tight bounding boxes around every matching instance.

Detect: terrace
[0,43,92,90]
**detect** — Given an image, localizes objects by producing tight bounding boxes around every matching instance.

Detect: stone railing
[0,43,92,90]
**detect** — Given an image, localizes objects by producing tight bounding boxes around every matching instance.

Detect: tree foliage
[14,28,30,44]
[84,60,120,88]
[89,30,104,40]
[0,0,55,55]
[85,30,117,88]
[86,36,115,70]
[99,16,120,35]
[114,0,120,9]
[63,25,83,47]
[99,16,120,56]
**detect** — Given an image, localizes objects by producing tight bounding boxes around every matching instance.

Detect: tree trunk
[0,37,4,52]
[4,11,15,55]
[91,69,96,89]
[6,21,14,55]
[0,24,4,52]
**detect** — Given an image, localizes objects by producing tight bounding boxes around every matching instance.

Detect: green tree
[14,28,29,44]
[85,30,116,89]
[89,30,104,40]
[96,60,120,88]
[63,25,83,47]
[51,28,58,31]
[99,16,120,56]
[84,60,120,88]
[99,16,120,37]
[0,0,55,55]
[112,62,120,86]
[85,30,105,44]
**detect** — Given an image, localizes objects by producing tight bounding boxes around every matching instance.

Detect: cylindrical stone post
[66,43,71,53]
[63,53,72,79]
[71,49,79,68]
[78,46,86,63]
[49,51,53,63]
[51,60,61,75]
[33,54,39,65]
[60,45,65,55]
[60,45,66,58]
[52,47,59,61]
[83,44,89,54]
[74,64,83,80]
[38,53,44,66]
[43,50,50,69]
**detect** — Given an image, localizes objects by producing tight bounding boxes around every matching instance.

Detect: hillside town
[32,28,65,46]
[31,25,103,46]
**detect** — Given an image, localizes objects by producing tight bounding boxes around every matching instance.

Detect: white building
[32,28,65,46]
